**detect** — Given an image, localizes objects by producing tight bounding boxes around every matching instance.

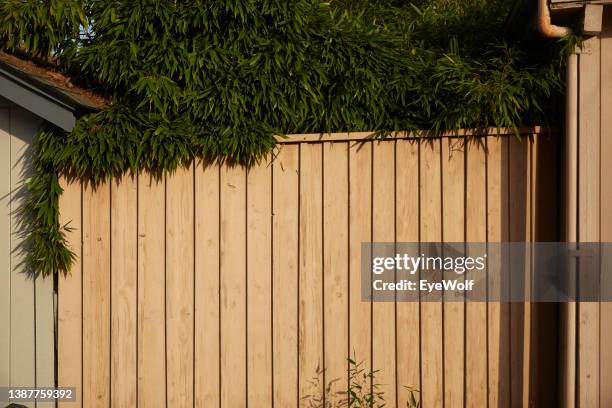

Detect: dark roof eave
[0,54,104,132]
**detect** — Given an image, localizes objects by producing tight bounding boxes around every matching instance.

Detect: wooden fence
[0,105,55,408]
[57,129,558,407]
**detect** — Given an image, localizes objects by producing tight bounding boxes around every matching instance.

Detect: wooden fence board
[194,161,220,408]
[165,164,195,407]
[601,12,612,406]
[396,139,420,405]
[82,182,111,408]
[246,159,273,406]
[419,139,443,408]
[110,174,138,408]
[465,139,487,407]
[348,141,372,390]
[323,142,349,402]
[298,143,324,404]
[137,174,166,408]
[441,137,465,408]
[58,177,83,408]
[508,136,529,408]
[578,34,602,408]
[220,164,247,408]
[272,145,299,407]
[372,141,396,407]
[486,136,510,408]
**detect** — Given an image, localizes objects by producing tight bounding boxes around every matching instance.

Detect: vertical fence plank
[299,143,324,403]
[58,177,83,408]
[465,139,488,407]
[323,142,349,402]
[82,181,111,408]
[508,137,530,407]
[9,110,37,393]
[110,174,138,408]
[166,165,195,407]
[372,140,396,407]
[272,145,299,407]
[600,11,612,406]
[578,35,602,408]
[220,165,247,408]
[396,138,420,405]
[522,135,532,406]
[486,136,510,408]
[419,139,443,408]
[0,109,8,392]
[137,173,166,408]
[247,159,273,406]
[348,141,372,389]
[195,161,220,408]
[442,138,465,407]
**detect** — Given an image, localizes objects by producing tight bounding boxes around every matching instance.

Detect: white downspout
[537,0,572,37]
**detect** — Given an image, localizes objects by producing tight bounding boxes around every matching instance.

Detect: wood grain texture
[137,173,166,408]
[508,137,529,408]
[82,181,111,408]
[298,143,324,403]
[395,139,420,405]
[600,11,612,406]
[277,128,543,143]
[110,174,138,408]
[486,136,510,408]
[246,159,273,406]
[441,138,465,408]
[166,164,195,407]
[419,139,443,408]
[578,34,601,408]
[523,136,535,408]
[323,142,349,402]
[194,161,220,408]
[372,141,396,407]
[465,139,487,408]
[55,132,554,407]
[220,164,247,408]
[58,177,83,408]
[272,145,300,407]
[348,141,372,390]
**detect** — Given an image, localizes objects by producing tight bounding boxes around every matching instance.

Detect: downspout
[535,1,575,406]
[537,0,572,37]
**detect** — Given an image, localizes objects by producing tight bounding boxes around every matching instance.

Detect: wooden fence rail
[58,130,557,407]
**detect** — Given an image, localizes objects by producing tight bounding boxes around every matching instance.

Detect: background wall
[0,100,55,408]
[57,130,557,408]
[561,7,612,407]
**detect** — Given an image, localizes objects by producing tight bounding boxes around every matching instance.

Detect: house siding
[0,104,55,408]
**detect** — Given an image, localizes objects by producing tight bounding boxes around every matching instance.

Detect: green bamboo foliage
[1,0,571,277]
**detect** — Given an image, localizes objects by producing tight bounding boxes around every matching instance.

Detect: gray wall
[0,102,55,408]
